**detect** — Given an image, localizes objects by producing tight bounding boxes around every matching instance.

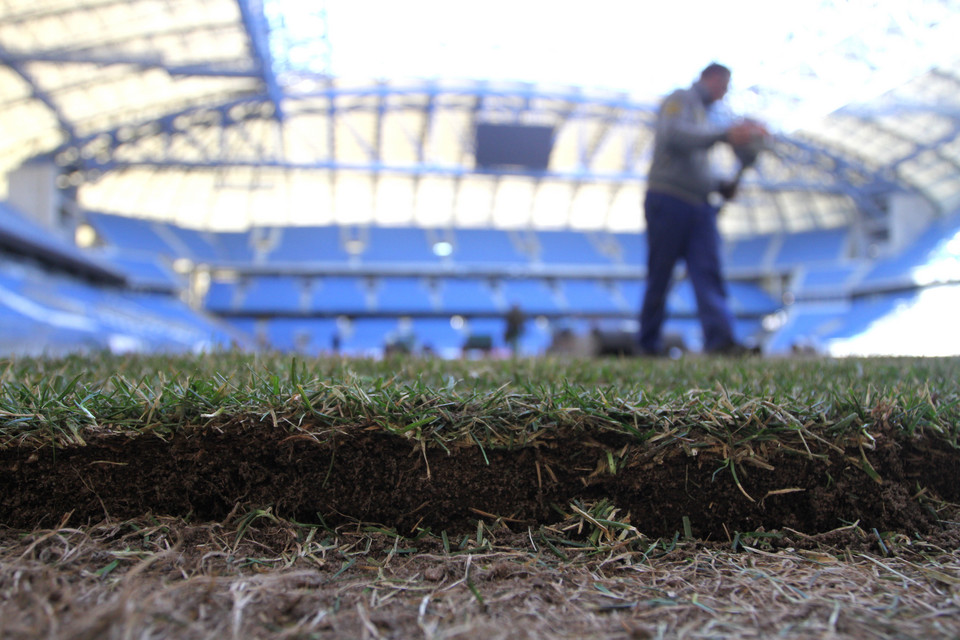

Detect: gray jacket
[646,82,726,205]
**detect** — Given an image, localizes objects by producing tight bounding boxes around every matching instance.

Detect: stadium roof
[1,0,959,235]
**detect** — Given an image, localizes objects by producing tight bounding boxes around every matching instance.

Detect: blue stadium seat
[462,317,505,349]
[458,314,552,354]
[85,212,177,255]
[535,230,611,265]
[362,227,438,263]
[127,293,209,326]
[0,267,26,293]
[611,233,647,268]
[13,272,234,352]
[96,250,184,290]
[734,318,763,342]
[265,317,338,353]
[411,317,464,354]
[818,292,910,342]
[215,231,256,263]
[661,318,702,351]
[501,278,561,314]
[205,281,242,312]
[614,279,644,312]
[162,225,222,262]
[660,317,760,351]
[727,281,779,315]
[343,318,400,353]
[373,277,435,313]
[241,276,306,313]
[766,304,847,353]
[437,278,499,314]
[774,228,849,267]
[666,280,697,315]
[519,320,553,354]
[860,219,960,289]
[793,263,861,299]
[450,229,528,265]
[224,317,260,343]
[559,279,622,313]
[726,234,773,273]
[768,295,907,354]
[310,276,369,314]
[265,226,351,263]
[612,278,774,318]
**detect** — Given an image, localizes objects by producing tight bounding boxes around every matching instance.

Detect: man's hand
[726,120,768,147]
[718,180,738,201]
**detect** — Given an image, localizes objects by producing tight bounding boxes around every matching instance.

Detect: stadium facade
[2,0,960,357]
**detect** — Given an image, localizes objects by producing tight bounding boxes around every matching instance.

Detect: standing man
[639,62,767,356]
[503,303,526,356]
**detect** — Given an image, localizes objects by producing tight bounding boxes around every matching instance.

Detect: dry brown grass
[2,513,958,639]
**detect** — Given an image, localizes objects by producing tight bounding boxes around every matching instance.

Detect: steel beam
[236,0,284,121]
[0,44,77,144]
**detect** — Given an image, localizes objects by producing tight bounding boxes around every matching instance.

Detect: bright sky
[271,0,960,132]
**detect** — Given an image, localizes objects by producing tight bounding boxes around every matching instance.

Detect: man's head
[699,63,731,104]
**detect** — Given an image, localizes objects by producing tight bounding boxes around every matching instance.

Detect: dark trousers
[638,191,736,353]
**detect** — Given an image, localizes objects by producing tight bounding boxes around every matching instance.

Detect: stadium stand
[610,233,647,269]
[450,229,530,266]
[613,279,645,312]
[5,8,960,359]
[725,234,776,274]
[726,281,780,315]
[791,263,864,300]
[534,230,613,266]
[665,280,698,316]
[437,278,501,315]
[84,211,179,257]
[264,226,353,265]
[501,278,562,314]
[343,318,405,354]
[204,280,243,313]
[241,275,307,314]
[0,201,242,355]
[360,227,440,265]
[310,276,371,315]
[858,215,960,292]
[94,249,185,292]
[558,279,623,314]
[261,317,339,353]
[56,203,960,357]
[2,205,125,285]
[773,227,850,267]
[216,231,258,264]
[159,225,223,263]
[372,277,436,313]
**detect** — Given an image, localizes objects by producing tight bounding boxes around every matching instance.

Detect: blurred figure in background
[504,303,526,356]
[639,62,767,356]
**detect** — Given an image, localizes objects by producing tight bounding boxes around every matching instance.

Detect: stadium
[2,2,960,638]
[2,1,959,358]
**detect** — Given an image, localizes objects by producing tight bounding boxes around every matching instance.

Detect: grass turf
[2,353,960,638]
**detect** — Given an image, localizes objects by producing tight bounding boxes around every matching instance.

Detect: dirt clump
[1,421,957,541]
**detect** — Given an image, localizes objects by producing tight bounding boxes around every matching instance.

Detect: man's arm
[659,92,768,152]
[657,92,726,152]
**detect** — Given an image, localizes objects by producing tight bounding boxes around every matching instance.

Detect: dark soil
[2,422,958,540]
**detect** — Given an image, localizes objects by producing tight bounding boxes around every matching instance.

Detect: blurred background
[1,0,959,358]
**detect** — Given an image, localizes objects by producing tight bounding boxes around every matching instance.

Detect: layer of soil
[2,421,958,539]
